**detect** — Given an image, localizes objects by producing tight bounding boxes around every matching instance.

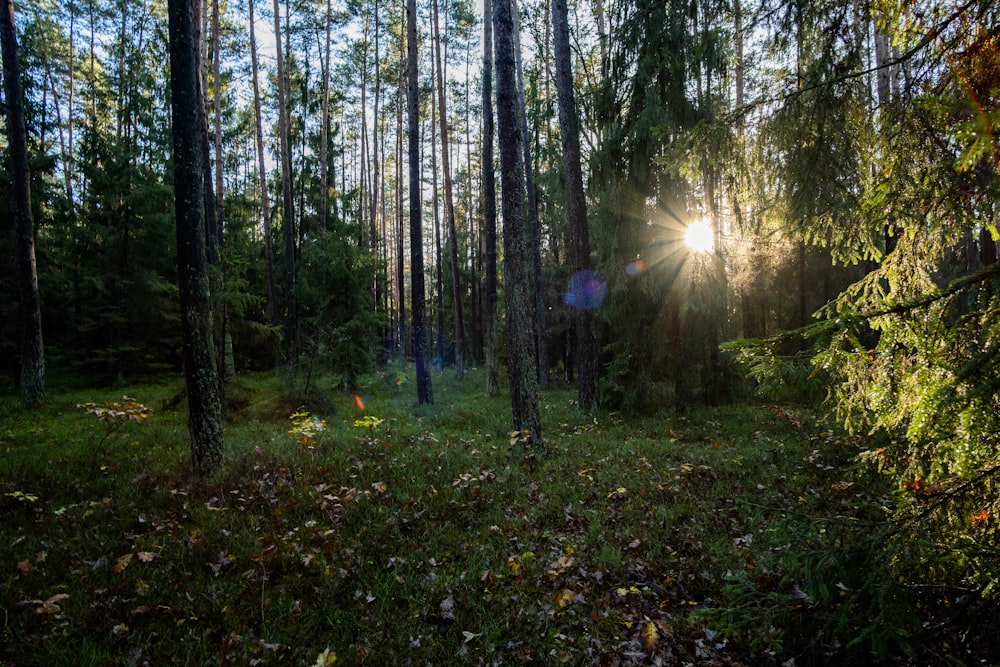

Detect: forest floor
[0,368,981,665]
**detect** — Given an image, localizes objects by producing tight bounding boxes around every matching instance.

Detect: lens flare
[684,219,714,253]
[564,270,607,310]
[625,259,646,276]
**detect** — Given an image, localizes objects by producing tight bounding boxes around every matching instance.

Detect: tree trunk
[433,0,466,380]
[511,0,548,388]
[396,33,407,368]
[431,52,445,365]
[167,0,224,478]
[553,0,597,412]
[272,0,297,362]
[407,0,433,404]
[319,0,332,231]
[482,0,500,397]
[494,0,541,444]
[1,0,45,406]
[248,0,279,365]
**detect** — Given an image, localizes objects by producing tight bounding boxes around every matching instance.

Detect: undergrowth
[0,369,994,665]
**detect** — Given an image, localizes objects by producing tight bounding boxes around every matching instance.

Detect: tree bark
[407,0,433,404]
[319,0,332,231]
[396,33,407,367]
[272,0,298,362]
[511,0,548,389]
[482,0,500,397]
[553,0,597,412]
[1,0,45,406]
[249,0,278,343]
[432,0,466,380]
[494,0,541,444]
[167,0,224,478]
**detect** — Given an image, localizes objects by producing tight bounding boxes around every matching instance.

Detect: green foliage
[296,230,383,388]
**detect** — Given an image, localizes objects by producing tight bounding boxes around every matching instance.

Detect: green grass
[0,369,988,665]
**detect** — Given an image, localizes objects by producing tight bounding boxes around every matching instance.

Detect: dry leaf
[439,594,456,620]
[641,620,660,653]
[114,553,133,573]
[32,593,70,614]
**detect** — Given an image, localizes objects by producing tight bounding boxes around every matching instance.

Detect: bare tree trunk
[482,0,500,397]
[495,0,541,443]
[248,0,279,366]
[511,0,548,388]
[407,0,433,404]
[167,0,224,478]
[553,0,597,411]
[396,34,407,368]
[432,0,466,380]
[319,0,332,231]
[431,73,445,366]
[272,0,298,362]
[1,0,45,406]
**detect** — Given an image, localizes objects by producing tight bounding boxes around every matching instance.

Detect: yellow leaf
[554,588,578,609]
[314,648,337,666]
[114,553,133,573]
[641,620,660,653]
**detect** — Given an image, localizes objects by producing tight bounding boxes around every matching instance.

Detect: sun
[684,219,714,253]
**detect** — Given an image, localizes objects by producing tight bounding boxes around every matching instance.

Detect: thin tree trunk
[1,0,45,406]
[494,0,541,443]
[431,72,445,366]
[248,0,278,365]
[407,0,433,404]
[482,0,500,397]
[272,0,298,362]
[512,0,547,388]
[433,0,465,380]
[167,0,224,478]
[319,0,332,231]
[396,33,407,368]
[553,0,597,411]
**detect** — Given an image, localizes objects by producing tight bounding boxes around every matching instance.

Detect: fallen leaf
[314,648,337,666]
[114,553,133,573]
[554,588,579,609]
[641,620,660,653]
[32,593,70,614]
[439,595,456,620]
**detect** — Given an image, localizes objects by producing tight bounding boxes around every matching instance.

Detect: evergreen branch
[723,262,1000,351]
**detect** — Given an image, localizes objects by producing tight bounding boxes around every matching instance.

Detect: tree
[1,0,45,405]
[432,0,465,380]
[511,0,547,389]
[248,0,278,356]
[167,0,224,478]
[494,0,540,444]
[272,0,297,362]
[407,0,432,404]
[552,0,596,411]
[481,0,499,396]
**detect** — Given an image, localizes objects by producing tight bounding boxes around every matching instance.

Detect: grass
[0,368,987,665]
